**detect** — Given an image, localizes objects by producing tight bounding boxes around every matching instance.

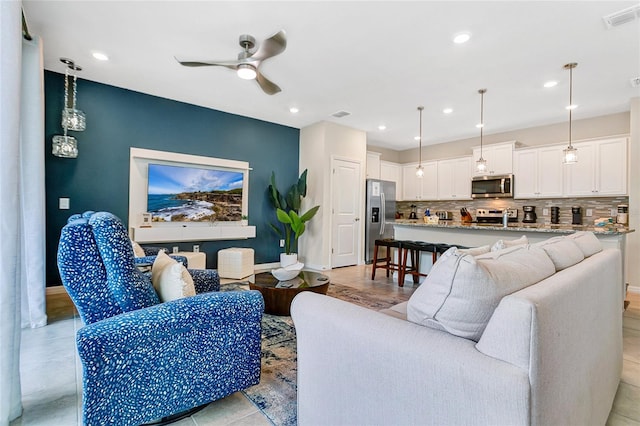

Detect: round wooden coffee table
[249,270,330,315]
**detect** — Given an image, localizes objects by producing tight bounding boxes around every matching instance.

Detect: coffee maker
[522,206,537,223]
[550,207,560,224]
[572,206,582,225]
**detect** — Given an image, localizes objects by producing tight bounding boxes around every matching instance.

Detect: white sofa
[291,232,623,426]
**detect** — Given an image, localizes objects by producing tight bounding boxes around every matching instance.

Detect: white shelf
[132,225,256,243]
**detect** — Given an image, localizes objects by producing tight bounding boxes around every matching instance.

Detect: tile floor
[10,266,640,425]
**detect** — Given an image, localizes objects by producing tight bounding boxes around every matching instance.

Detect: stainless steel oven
[471,174,513,198]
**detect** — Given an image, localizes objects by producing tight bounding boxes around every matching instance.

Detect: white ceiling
[22,1,640,151]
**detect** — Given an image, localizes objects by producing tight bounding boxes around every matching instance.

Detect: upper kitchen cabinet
[472,141,515,176]
[437,157,472,200]
[402,162,437,200]
[366,151,381,179]
[514,146,564,198]
[380,161,403,198]
[564,137,628,197]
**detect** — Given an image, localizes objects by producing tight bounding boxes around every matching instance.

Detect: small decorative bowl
[271,262,304,281]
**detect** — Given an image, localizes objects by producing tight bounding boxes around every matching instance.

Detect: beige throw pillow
[151,250,196,302]
[407,244,555,342]
[131,240,146,257]
[491,235,529,252]
[565,231,603,257]
[533,236,585,271]
[457,245,491,256]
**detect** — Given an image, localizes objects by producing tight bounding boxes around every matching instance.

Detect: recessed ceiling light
[453,32,471,44]
[442,108,453,114]
[543,80,558,88]
[566,104,578,110]
[289,107,299,113]
[378,125,386,131]
[92,52,109,61]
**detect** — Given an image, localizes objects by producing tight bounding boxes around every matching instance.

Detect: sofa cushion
[534,237,585,271]
[491,235,528,252]
[565,231,603,257]
[407,244,556,341]
[151,251,196,302]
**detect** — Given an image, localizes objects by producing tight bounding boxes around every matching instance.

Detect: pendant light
[415,106,425,177]
[52,58,86,158]
[475,89,487,174]
[563,62,578,164]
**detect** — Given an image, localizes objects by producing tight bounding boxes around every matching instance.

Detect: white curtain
[0,2,25,424]
[20,29,47,329]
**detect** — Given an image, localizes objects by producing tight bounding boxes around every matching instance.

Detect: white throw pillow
[151,250,196,302]
[457,245,491,256]
[533,236,585,271]
[565,231,602,257]
[491,235,529,252]
[407,244,555,342]
[131,240,146,257]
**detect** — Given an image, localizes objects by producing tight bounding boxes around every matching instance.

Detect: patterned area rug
[221,281,412,426]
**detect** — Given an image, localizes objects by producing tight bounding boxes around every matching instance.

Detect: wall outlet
[279,239,285,248]
[59,197,70,210]
[172,246,179,254]
[193,245,199,253]
[543,208,549,216]
[610,208,618,217]
[586,209,593,217]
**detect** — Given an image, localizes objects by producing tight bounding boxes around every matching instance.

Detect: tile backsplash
[396,196,629,225]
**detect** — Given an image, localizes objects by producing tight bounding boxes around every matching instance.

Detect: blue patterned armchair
[57,211,264,426]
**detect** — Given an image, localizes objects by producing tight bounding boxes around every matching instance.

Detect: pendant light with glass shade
[563,62,578,164]
[52,58,86,158]
[415,106,425,177]
[475,89,487,174]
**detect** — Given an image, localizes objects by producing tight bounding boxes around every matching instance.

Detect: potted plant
[268,169,320,266]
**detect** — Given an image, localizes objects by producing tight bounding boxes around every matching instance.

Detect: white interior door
[331,158,362,268]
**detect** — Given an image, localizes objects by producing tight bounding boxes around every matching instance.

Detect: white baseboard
[628,285,640,295]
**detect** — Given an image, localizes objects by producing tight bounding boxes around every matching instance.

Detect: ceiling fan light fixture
[237,63,257,80]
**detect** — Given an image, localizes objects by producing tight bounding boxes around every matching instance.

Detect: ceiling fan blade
[255,70,281,95]
[250,30,287,61]
[175,57,239,70]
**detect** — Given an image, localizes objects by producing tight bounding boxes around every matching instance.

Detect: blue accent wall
[45,70,299,285]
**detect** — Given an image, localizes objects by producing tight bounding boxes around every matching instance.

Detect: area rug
[221,281,413,426]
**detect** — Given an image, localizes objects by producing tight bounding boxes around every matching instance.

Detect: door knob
[354,217,360,221]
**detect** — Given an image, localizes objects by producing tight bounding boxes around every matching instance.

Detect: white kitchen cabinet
[366,151,381,179]
[380,161,402,185]
[564,137,628,197]
[402,162,437,200]
[472,141,514,176]
[437,157,472,200]
[514,146,564,198]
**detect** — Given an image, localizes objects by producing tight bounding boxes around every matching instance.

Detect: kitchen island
[392,220,634,293]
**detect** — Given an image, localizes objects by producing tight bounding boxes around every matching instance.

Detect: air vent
[603,4,640,29]
[631,77,640,88]
[331,110,351,118]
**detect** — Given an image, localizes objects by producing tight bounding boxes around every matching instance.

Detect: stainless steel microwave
[471,174,513,198]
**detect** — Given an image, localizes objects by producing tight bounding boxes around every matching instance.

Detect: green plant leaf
[298,169,308,197]
[276,208,292,224]
[268,222,283,237]
[300,205,320,222]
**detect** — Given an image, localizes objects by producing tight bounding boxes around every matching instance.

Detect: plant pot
[280,253,298,268]
[241,220,248,226]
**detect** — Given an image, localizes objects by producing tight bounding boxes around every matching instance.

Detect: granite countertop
[391,219,634,235]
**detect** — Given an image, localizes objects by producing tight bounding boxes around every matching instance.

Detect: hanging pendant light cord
[418,106,424,166]
[478,88,486,160]
[63,68,70,137]
[568,65,573,149]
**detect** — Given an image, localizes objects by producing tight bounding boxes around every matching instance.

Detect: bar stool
[398,241,436,286]
[371,239,402,280]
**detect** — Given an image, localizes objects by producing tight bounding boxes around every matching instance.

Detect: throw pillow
[406,244,555,342]
[565,231,602,257]
[131,240,146,257]
[533,236,585,271]
[491,235,529,251]
[457,245,491,256]
[151,251,196,302]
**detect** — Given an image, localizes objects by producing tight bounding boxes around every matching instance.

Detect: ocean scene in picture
[147,163,243,222]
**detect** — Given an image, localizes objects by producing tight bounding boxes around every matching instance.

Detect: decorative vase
[280,253,298,268]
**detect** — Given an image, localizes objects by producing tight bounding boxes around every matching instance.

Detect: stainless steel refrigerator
[365,179,396,263]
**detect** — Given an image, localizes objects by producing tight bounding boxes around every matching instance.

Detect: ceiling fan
[175,30,286,95]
